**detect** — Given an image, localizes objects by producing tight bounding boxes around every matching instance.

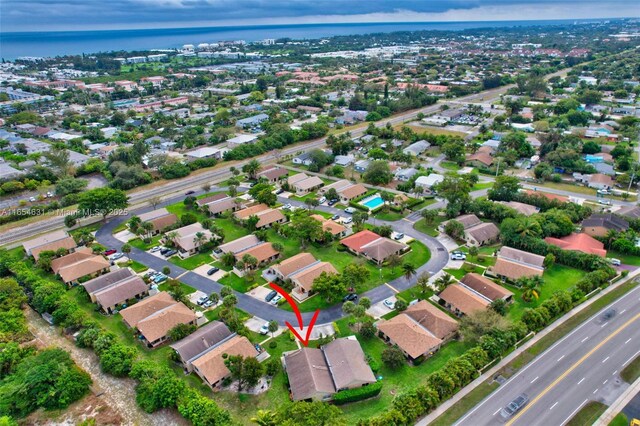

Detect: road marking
[561,400,589,426]
[601,322,608,328]
[557,355,565,362]
[505,311,640,426]
[625,338,632,344]
[384,283,400,293]
[602,356,610,363]
[550,402,559,410]
[593,388,599,394]
[620,309,626,314]
[493,408,501,416]
[577,377,585,385]
[613,370,618,376]
[623,350,640,366]
[603,379,608,385]
[176,271,189,280]
[531,376,539,384]
[581,336,589,343]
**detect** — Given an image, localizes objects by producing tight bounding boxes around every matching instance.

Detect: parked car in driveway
[197,296,208,305]
[207,267,220,276]
[110,252,124,260]
[343,293,358,302]
[150,246,162,253]
[394,233,404,240]
[153,274,168,283]
[103,249,117,256]
[265,290,277,302]
[331,214,340,221]
[328,199,338,206]
[203,300,215,308]
[343,217,353,224]
[270,295,283,305]
[259,322,270,335]
[383,299,395,309]
[164,250,177,257]
[450,252,466,260]
[318,197,326,204]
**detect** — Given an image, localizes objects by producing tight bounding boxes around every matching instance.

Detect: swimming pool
[360,194,384,210]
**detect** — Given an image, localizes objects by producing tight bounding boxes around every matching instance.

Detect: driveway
[368,296,396,319]
[193,264,226,281]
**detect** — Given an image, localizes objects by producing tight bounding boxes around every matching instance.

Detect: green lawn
[506,264,587,321]
[608,251,640,266]
[458,245,499,267]
[168,252,213,270]
[128,235,162,251]
[374,210,405,221]
[409,198,438,211]
[158,281,196,295]
[413,216,446,237]
[609,413,629,426]
[396,285,433,304]
[165,202,208,223]
[117,260,149,273]
[219,272,266,293]
[566,401,608,426]
[332,318,474,424]
[212,217,251,243]
[441,161,462,171]
[444,262,486,280]
[621,355,640,383]
[472,182,494,191]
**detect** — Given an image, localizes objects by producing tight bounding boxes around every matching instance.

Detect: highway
[453,279,640,426]
[0,68,571,247]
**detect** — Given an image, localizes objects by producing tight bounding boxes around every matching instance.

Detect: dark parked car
[275,188,284,195]
[343,293,358,302]
[160,248,171,255]
[328,199,338,206]
[185,190,195,195]
[164,249,177,257]
[500,394,529,419]
[207,267,220,276]
[103,249,117,256]
[265,290,278,302]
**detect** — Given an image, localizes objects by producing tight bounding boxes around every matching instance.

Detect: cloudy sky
[2,0,639,32]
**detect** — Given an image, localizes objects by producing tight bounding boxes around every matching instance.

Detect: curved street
[96,186,449,326]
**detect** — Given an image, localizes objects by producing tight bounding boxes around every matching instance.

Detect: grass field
[609,413,629,426]
[566,401,608,426]
[622,355,640,383]
[413,216,446,237]
[128,235,163,251]
[168,252,213,270]
[399,123,467,138]
[218,273,267,293]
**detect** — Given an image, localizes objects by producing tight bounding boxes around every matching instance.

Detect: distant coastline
[0,19,613,60]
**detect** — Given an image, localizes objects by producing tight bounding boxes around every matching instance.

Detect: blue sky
[2,0,639,32]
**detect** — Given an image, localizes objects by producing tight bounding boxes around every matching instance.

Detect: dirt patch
[24,307,185,426]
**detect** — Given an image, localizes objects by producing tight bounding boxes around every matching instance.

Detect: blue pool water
[361,195,384,210]
[585,155,604,163]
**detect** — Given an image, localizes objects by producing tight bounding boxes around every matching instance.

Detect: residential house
[395,167,418,182]
[236,113,269,129]
[587,174,614,190]
[319,179,352,196]
[191,334,259,390]
[616,205,640,220]
[271,252,338,300]
[460,273,514,303]
[403,140,431,156]
[310,214,347,238]
[415,174,444,191]
[581,214,629,237]
[51,247,110,286]
[292,175,324,196]
[253,208,287,229]
[81,268,148,314]
[498,201,539,216]
[489,246,545,281]
[466,151,493,168]
[218,235,262,255]
[354,159,371,173]
[234,242,280,268]
[257,166,288,184]
[137,208,179,235]
[120,292,196,348]
[439,273,514,317]
[292,152,314,166]
[207,197,241,216]
[23,229,77,261]
[545,233,607,257]
[196,193,227,208]
[341,230,409,265]
[440,214,500,247]
[334,155,355,167]
[337,183,367,203]
[170,321,233,372]
[165,223,214,258]
[184,147,223,161]
[377,300,458,362]
[284,337,376,401]
[227,134,258,148]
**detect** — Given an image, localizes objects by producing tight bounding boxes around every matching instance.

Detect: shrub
[162,266,170,275]
[332,381,383,405]
[268,340,277,349]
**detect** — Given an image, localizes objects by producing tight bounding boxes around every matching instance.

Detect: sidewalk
[417,269,640,425]
[595,376,640,426]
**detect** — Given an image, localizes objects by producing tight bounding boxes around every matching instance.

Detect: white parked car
[282,204,292,210]
[259,322,270,335]
[609,258,621,266]
[343,217,353,224]
[383,299,395,309]
[150,246,162,253]
[318,197,327,204]
[344,207,356,214]
[450,252,467,261]
[598,199,612,206]
[270,295,283,305]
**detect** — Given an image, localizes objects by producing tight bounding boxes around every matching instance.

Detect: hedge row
[333,381,383,405]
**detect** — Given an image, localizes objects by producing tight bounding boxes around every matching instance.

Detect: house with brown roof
[341,230,409,265]
[376,300,458,362]
[253,208,287,229]
[81,268,148,314]
[545,233,607,257]
[51,247,110,285]
[234,203,269,220]
[23,229,77,261]
[289,262,339,301]
[195,193,227,208]
[284,337,376,401]
[319,179,352,196]
[460,273,514,303]
[272,253,317,281]
[525,190,569,203]
[581,214,629,238]
[587,173,614,190]
[257,166,288,184]
[310,214,347,238]
[489,246,545,281]
[234,242,280,268]
[438,284,490,316]
[137,208,178,235]
[498,201,539,216]
[616,205,640,220]
[218,235,262,255]
[170,321,233,373]
[191,334,259,389]
[441,214,500,247]
[120,292,196,348]
[466,151,493,168]
[207,197,241,216]
[292,175,324,195]
[337,183,367,203]
[164,222,214,258]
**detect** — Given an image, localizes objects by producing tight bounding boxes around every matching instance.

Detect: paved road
[0,68,571,248]
[96,188,449,326]
[453,281,640,426]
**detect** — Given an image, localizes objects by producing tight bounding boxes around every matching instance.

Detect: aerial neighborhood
[1,16,640,426]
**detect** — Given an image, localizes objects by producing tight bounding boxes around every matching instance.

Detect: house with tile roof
[234,242,280,268]
[489,246,545,281]
[310,214,347,238]
[438,284,490,316]
[50,247,110,285]
[441,214,500,247]
[191,334,259,389]
[337,183,367,203]
[137,208,178,235]
[545,233,607,257]
[23,229,77,261]
[165,223,215,258]
[218,235,262,255]
[340,230,409,265]
[170,321,233,373]
[284,337,376,401]
[256,166,289,184]
[120,292,196,348]
[377,300,458,362]
[81,268,148,314]
[581,213,629,237]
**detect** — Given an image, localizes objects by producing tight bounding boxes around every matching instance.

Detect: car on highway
[344,207,356,214]
[500,394,529,419]
[601,308,617,322]
[598,199,612,206]
[207,267,220,276]
[185,190,195,195]
[150,246,162,253]
[383,299,395,309]
[265,290,277,302]
[259,322,270,335]
[342,293,358,302]
[270,295,283,305]
[103,249,117,256]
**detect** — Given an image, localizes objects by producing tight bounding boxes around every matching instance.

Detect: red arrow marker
[269,282,320,347]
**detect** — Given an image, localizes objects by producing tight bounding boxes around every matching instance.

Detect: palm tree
[251,410,277,426]
[520,276,544,302]
[165,230,179,246]
[141,221,154,241]
[243,159,261,179]
[193,231,207,252]
[387,254,402,272]
[515,217,542,238]
[221,252,236,268]
[402,263,417,281]
[435,273,454,292]
[417,272,431,293]
[605,229,618,250]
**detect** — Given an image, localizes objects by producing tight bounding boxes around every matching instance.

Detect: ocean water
[1,19,587,60]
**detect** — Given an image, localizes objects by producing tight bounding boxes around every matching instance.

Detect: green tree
[168,323,197,341]
[381,346,405,369]
[363,161,392,185]
[312,272,346,303]
[275,401,346,426]
[224,355,265,391]
[252,409,277,426]
[77,188,128,221]
[100,344,137,377]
